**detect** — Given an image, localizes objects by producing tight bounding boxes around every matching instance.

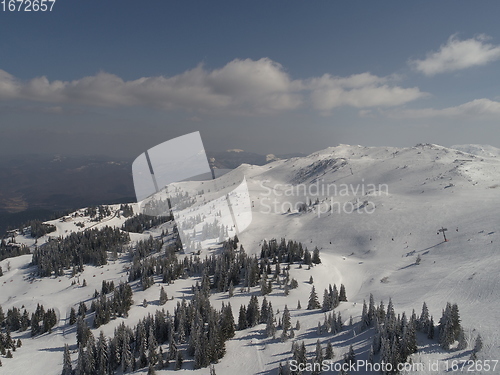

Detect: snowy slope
[450,144,500,159]
[1,143,500,375]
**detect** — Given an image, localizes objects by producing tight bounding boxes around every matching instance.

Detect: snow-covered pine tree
[312,339,324,375]
[260,297,269,324]
[428,316,435,339]
[325,341,334,360]
[339,284,347,302]
[159,286,168,305]
[69,307,77,325]
[96,331,108,375]
[419,302,430,333]
[238,305,247,330]
[246,295,260,327]
[307,286,320,310]
[281,305,291,339]
[309,246,320,265]
[322,288,332,311]
[62,344,72,375]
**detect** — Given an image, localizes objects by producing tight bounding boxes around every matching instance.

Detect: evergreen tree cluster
[131,235,164,262]
[287,339,336,375]
[85,205,112,222]
[317,310,345,335]
[0,305,23,360]
[370,298,418,374]
[119,204,135,218]
[25,220,56,238]
[89,282,134,328]
[0,303,56,338]
[121,214,171,234]
[30,304,58,336]
[314,283,347,311]
[73,284,235,373]
[259,238,321,265]
[127,243,185,287]
[141,198,172,217]
[0,304,57,336]
[237,295,269,330]
[0,329,20,360]
[438,302,463,350]
[32,226,130,277]
[368,299,466,374]
[69,282,133,330]
[0,239,30,262]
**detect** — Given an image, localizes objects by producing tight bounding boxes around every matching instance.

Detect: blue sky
[1,1,500,157]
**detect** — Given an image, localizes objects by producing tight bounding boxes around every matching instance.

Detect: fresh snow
[1,143,499,374]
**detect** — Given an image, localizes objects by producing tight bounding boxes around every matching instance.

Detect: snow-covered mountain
[450,144,500,158]
[1,143,499,375]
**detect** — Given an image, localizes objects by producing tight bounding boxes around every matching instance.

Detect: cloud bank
[410,34,500,76]
[0,58,425,114]
[383,98,500,119]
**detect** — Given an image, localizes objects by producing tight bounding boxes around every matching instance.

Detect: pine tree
[339,284,347,302]
[96,331,109,375]
[439,302,457,350]
[159,286,168,305]
[345,345,355,367]
[238,305,248,330]
[322,289,332,312]
[246,295,260,327]
[312,339,324,375]
[121,331,132,372]
[419,302,430,333]
[312,247,321,264]
[368,293,375,325]
[76,316,91,347]
[83,334,96,375]
[360,300,369,331]
[265,314,276,338]
[295,320,300,331]
[62,344,72,375]
[457,327,467,350]
[221,303,235,340]
[148,326,158,367]
[325,341,334,360]
[281,305,291,340]
[428,316,435,339]
[307,286,320,310]
[76,345,85,375]
[470,334,483,360]
[69,307,77,325]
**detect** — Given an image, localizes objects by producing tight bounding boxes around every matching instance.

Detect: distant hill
[450,144,500,158]
[0,150,304,234]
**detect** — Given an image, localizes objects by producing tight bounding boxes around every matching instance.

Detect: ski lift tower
[438,227,448,242]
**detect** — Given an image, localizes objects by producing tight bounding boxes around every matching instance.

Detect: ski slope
[1,143,499,374]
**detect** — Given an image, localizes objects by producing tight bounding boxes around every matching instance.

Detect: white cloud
[0,59,425,114]
[384,98,500,119]
[307,73,426,113]
[410,34,500,76]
